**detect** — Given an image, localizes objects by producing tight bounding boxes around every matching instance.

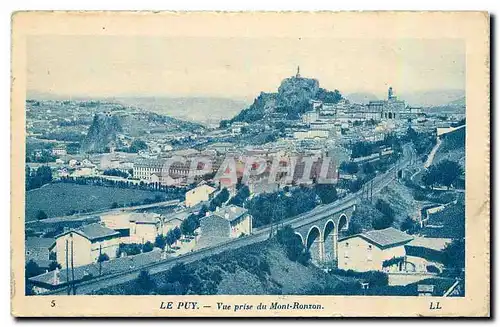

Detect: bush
[142,241,154,253]
[275,226,310,265]
[118,243,142,256]
[441,239,465,269]
[98,253,110,262]
[154,235,167,250]
[136,270,156,294]
[373,199,395,230]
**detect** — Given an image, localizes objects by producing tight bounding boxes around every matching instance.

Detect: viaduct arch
[294,204,356,265]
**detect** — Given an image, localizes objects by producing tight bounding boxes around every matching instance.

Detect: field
[25,183,168,221]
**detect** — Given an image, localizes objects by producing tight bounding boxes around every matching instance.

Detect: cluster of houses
[26,183,254,293]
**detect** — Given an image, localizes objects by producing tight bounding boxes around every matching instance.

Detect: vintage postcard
[11,11,490,317]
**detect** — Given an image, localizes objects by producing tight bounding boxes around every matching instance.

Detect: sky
[27,36,465,99]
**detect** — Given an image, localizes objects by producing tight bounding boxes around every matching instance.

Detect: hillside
[80,114,122,153]
[115,96,251,125]
[230,75,342,123]
[434,125,465,169]
[95,240,356,295]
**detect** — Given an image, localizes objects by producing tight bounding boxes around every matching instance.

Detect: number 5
[51,300,56,307]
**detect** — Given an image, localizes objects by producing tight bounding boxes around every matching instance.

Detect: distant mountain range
[398,90,465,107]
[27,87,465,125]
[27,91,251,126]
[344,92,379,104]
[114,97,251,126]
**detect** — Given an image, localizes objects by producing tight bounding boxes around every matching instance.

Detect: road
[46,145,415,295]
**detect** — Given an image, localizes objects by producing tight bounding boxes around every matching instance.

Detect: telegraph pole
[370,181,372,201]
[71,234,76,295]
[99,244,102,276]
[65,239,70,295]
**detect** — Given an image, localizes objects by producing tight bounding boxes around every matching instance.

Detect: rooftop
[212,205,248,223]
[341,227,414,249]
[187,184,216,194]
[128,213,161,224]
[57,223,120,242]
[26,237,55,249]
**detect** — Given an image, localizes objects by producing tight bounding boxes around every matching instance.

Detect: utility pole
[71,234,76,295]
[370,180,373,203]
[99,244,102,276]
[65,239,70,295]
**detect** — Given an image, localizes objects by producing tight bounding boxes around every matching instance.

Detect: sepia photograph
[10,11,490,317]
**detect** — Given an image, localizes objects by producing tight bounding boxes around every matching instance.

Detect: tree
[209,188,230,210]
[129,139,148,153]
[345,220,362,236]
[442,239,465,270]
[98,253,110,262]
[154,235,166,250]
[275,226,310,266]
[25,260,42,278]
[136,270,156,294]
[173,227,182,241]
[423,160,464,189]
[181,214,199,236]
[142,241,154,253]
[36,210,48,220]
[373,199,395,230]
[314,184,338,204]
[229,185,251,206]
[166,230,176,249]
[400,216,418,234]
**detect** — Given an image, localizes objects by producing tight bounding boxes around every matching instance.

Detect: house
[199,205,252,247]
[185,184,216,207]
[337,227,414,272]
[99,212,132,238]
[161,213,186,235]
[55,223,121,268]
[25,237,56,269]
[128,213,162,244]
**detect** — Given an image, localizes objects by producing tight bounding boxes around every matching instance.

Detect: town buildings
[25,237,56,270]
[185,184,217,207]
[337,227,414,272]
[55,223,121,268]
[128,213,163,244]
[199,205,253,246]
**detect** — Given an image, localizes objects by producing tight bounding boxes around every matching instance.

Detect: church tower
[295,66,301,78]
[388,86,394,100]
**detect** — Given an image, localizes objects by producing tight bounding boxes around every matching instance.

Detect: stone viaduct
[292,199,357,265]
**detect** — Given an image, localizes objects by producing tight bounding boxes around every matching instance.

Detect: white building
[55,223,121,268]
[128,213,163,244]
[337,227,413,272]
[199,205,253,247]
[185,184,217,207]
